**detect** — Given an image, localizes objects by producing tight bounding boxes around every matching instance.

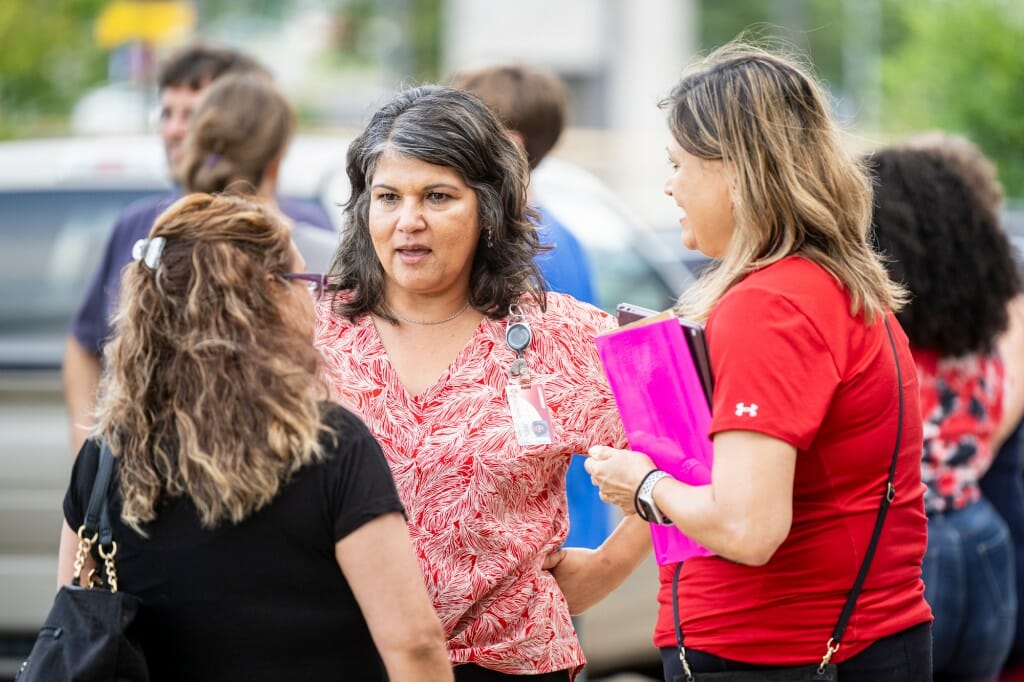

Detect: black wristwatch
[634,469,674,525]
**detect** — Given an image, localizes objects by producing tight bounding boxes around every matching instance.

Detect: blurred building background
[0,2,1022,678]
[1,0,1022,224]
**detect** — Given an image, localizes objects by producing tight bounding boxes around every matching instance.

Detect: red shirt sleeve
[707,289,841,450]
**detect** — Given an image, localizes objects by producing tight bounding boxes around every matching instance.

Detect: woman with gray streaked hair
[315,85,649,680]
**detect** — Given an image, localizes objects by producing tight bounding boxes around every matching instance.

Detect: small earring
[486,226,494,249]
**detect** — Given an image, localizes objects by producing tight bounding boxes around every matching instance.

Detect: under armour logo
[735,402,759,417]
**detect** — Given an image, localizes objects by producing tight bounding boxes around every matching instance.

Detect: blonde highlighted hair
[96,193,324,533]
[666,42,905,322]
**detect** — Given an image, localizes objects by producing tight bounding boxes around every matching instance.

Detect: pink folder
[594,312,714,564]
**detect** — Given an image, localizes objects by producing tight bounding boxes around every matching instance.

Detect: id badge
[506,382,553,446]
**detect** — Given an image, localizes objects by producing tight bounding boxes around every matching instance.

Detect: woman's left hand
[584,445,657,514]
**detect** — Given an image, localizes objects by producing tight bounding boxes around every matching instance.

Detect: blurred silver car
[0,135,689,676]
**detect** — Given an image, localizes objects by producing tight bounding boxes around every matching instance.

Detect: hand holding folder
[594,306,715,564]
[630,431,711,486]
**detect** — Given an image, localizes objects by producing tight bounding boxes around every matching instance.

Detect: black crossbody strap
[829,316,904,644]
[671,561,694,680]
[83,442,117,548]
[672,561,684,650]
[672,315,905,664]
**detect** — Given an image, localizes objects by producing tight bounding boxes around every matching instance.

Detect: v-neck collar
[359,312,495,404]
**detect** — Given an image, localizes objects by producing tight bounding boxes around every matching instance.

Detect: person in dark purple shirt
[71,194,330,357]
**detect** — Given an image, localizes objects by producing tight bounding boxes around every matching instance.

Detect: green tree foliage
[699,0,847,97]
[407,0,441,82]
[197,0,288,22]
[699,0,1024,195]
[882,0,1024,196]
[0,0,110,138]
[322,0,442,81]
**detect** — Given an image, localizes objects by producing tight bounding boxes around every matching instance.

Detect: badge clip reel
[503,307,551,446]
[506,319,532,382]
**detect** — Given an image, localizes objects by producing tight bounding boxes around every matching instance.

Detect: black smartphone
[615,302,714,407]
[615,302,659,326]
[679,319,714,408]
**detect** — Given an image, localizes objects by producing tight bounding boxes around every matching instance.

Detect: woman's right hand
[545,517,652,615]
[542,547,568,571]
[584,445,656,514]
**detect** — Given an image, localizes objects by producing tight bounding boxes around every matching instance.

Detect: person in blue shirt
[450,64,609,552]
[63,43,334,454]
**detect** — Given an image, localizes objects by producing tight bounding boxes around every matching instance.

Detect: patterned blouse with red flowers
[314,293,627,677]
[913,347,1005,514]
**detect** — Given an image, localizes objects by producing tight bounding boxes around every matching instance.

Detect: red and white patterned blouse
[315,293,626,676]
[913,348,1005,514]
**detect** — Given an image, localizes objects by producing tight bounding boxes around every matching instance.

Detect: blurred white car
[0,134,689,676]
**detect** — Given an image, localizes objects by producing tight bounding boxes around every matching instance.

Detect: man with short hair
[154,43,268,180]
[63,43,333,454]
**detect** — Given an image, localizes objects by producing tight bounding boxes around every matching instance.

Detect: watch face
[637,497,658,524]
[641,497,668,525]
[639,473,672,525]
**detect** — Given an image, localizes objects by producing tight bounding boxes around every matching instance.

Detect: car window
[534,166,693,314]
[584,241,680,313]
[540,191,680,312]
[0,190,151,364]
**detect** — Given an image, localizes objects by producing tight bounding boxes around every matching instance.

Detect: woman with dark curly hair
[315,85,643,680]
[868,141,1023,681]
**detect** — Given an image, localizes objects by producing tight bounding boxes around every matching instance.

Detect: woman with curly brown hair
[867,140,1023,681]
[55,193,451,681]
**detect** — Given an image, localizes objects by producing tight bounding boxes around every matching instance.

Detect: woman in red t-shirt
[559,42,933,681]
[867,141,1024,681]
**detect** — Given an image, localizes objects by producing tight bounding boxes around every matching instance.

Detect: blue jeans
[925,497,1017,680]
[979,421,1024,667]
[659,621,931,681]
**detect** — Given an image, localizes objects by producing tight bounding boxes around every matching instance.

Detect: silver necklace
[387,300,471,326]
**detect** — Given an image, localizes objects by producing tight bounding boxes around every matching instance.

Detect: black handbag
[670,318,905,682]
[16,443,149,681]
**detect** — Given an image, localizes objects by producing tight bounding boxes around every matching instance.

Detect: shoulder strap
[672,560,684,649]
[829,316,904,644]
[672,316,906,662]
[83,442,117,549]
